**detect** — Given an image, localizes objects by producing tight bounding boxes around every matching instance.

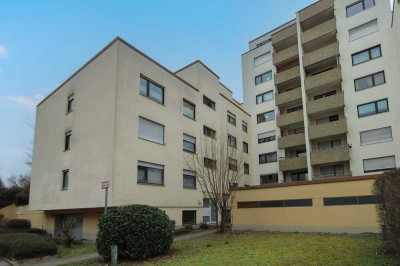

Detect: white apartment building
[242,0,400,185]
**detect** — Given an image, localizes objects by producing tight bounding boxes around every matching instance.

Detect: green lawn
[67,232,400,265]
[57,243,97,257]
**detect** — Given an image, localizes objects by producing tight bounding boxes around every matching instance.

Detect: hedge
[5,219,31,229]
[0,233,57,259]
[0,228,46,235]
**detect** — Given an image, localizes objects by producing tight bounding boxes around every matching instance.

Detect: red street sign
[102,181,109,189]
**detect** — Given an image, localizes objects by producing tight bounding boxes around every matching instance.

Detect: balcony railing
[310,145,351,165]
[313,172,352,180]
[276,87,302,107]
[271,24,297,46]
[305,67,341,92]
[307,92,344,116]
[274,66,300,86]
[273,44,299,66]
[279,156,308,172]
[276,109,304,128]
[299,0,334,23]
[277,133,306,149]
[303,42,339,68]
[308,119,347,140]
[301,18,337,45]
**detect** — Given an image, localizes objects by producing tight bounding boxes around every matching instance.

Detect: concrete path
[19,229,215,266]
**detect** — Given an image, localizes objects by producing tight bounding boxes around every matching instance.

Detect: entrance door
[55,214,83,240]
[202,199,217,224]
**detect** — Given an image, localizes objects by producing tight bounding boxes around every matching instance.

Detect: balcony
[311,145,351,165]
[314,172,352,180]
[277,109,304,128]
[279,156,308,172]
[278,133,306,149]
[299,0,334,30]
[307,92,344,116]
[276,87,302,107]
[303,42,339,69]
[274,66,300,87]
[273,44,299,67]
[309,119,347,140]
[271,24,297,51]
[302,18,337,53]
[305,67,341,93]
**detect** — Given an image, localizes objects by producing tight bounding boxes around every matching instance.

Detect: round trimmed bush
[5,219,31,229]
[96,205,174,260]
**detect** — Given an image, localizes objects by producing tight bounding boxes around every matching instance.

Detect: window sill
[63,148,71,152]
[61,188,68,191]
[183,150,196,154]
[138,137,165,146]
[137,182,164,187]
[65,110,73,115]
[183,187,197,190]
[183,115,196,121]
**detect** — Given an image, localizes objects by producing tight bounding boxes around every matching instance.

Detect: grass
[57,243,97,257]
[65,232,400,265]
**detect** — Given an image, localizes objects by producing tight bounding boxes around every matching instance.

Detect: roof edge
[175,59,220,79]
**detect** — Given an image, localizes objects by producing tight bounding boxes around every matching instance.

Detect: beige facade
[242,0,400,185]
[0,204,45,229]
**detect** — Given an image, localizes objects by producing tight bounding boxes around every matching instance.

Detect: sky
[0,0,320,179]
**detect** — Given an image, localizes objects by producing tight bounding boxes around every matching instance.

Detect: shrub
[199,223,209,229]
[174,228,190,236]
[0,228,46,235]
[96,205,174,260]
[373,168,400,255]
[0,233,57,259]
[5,219,31,229]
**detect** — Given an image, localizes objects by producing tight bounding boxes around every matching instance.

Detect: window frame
[259,152,277,164]
[257,110,275,124]
[64,130,72,151]
[255,71,273,85]
[243,141,249,153]
[183,170,196,189]
[357,98,389,118]
[228,134,237,148]
[203,95,216,110]
[137,161,164,185]
[360,126,393,146]
[227,111,236,126]
[67,94,74,113]
[363,155,396,173]
[256,90,274,104]
[258,130,276,143]
[260,174,278,184]
[346,0,375,17]
[204,157,217,169]
[183,133,196,153]
[242,121,248,133]
[182,210,196,224]
[62,169,69,190]
[354,71,385,91]
[138,116,165,145]
[139,76,165,105]
[228,158,238,171]
[182,99,196,120]
[203,126,216,139]
[352,45,381,65]
[244,163,250,175]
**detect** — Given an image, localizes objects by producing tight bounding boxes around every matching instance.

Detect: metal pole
[104,187,108,214]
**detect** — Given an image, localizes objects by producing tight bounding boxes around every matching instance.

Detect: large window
[203,126,216,139]
[291,172,308,182]
[138,161,164,185]
[203,96,215,110]
[357,99,388,118]
[258,130,276,143]
[62,170,69,190]
[228,135,237,148]
[260,174,278,184]
[183,100,195,120]
[257,110,275,123]
[316,114,339,125]
[139,76,164,104]
[204,157,217,169]
[182,210,196,224]
[259,152,277,164]
[183,170,196,189]
[352,45,381,65]
[349,19,378,41]
[67,94,74,113]
[318,139,341,150]
[320,164,345,177]
[360,126,392,145]
[254,52,271,66]
[64,130,72,151]
[255,71,272,85]
[228,158,238,171]
[354,71,385,91]
[227,111,236,126]
[256,91,274,104]
[363,156,396,173]
[243,142,248,153]
[183,134,196,153]
[139,117,164,144]
[244,163,249,174]
[346,0,375,17]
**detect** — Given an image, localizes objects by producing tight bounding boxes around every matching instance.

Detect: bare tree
[24,119,35,168]
[185,130,246,233]
[7,174,31,206]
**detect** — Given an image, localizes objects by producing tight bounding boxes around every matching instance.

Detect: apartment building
[242,0,400,185]
[30,38,252,239]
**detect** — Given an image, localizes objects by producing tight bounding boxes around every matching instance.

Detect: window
[254,52,271,66]
[229,158,238,171]
[139,117,164,144]
[64,131,72,151]
[258,130,276,143]
[242,121,248,133]
[203,96,215,110]
[204,157,217,169]
[316,114,339,125]
[183,170,196,189]
[256,91,274,104]
[349,19,378,41]
[228,134,237,148]
[243,142,248,153]
[290,150,307,158]
[320,164,345,176]
[352,45,381,65]
[291,172,308,182]
[137,161,164,185]
[287,106,303,113]
[259,152,277,164]
[182,210,196,224]
[354,71,385,91]
[324,195,377,206]
[62,170,69,190]
[67,94,74,113]
[318,139,341,150]
[255,71,272,85]
[363,156,396,173]
[227,111,236,126]
[257,110,275,123]
[183,134,196,153]
[346,0,375,17]
[314,90,336,100]
[360,126,392,145]
[260,174,278,184]
[288,127,304,135]
[244,163,249,174]
[203,126,216,139]
[357,99,388,117]
[139,76,164,104]
[183,100,195,119]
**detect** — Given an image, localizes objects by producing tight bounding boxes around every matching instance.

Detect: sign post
[102,181,110,214]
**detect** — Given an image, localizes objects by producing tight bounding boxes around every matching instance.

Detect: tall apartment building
[242,0,400,185]
[30,38,252,239]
